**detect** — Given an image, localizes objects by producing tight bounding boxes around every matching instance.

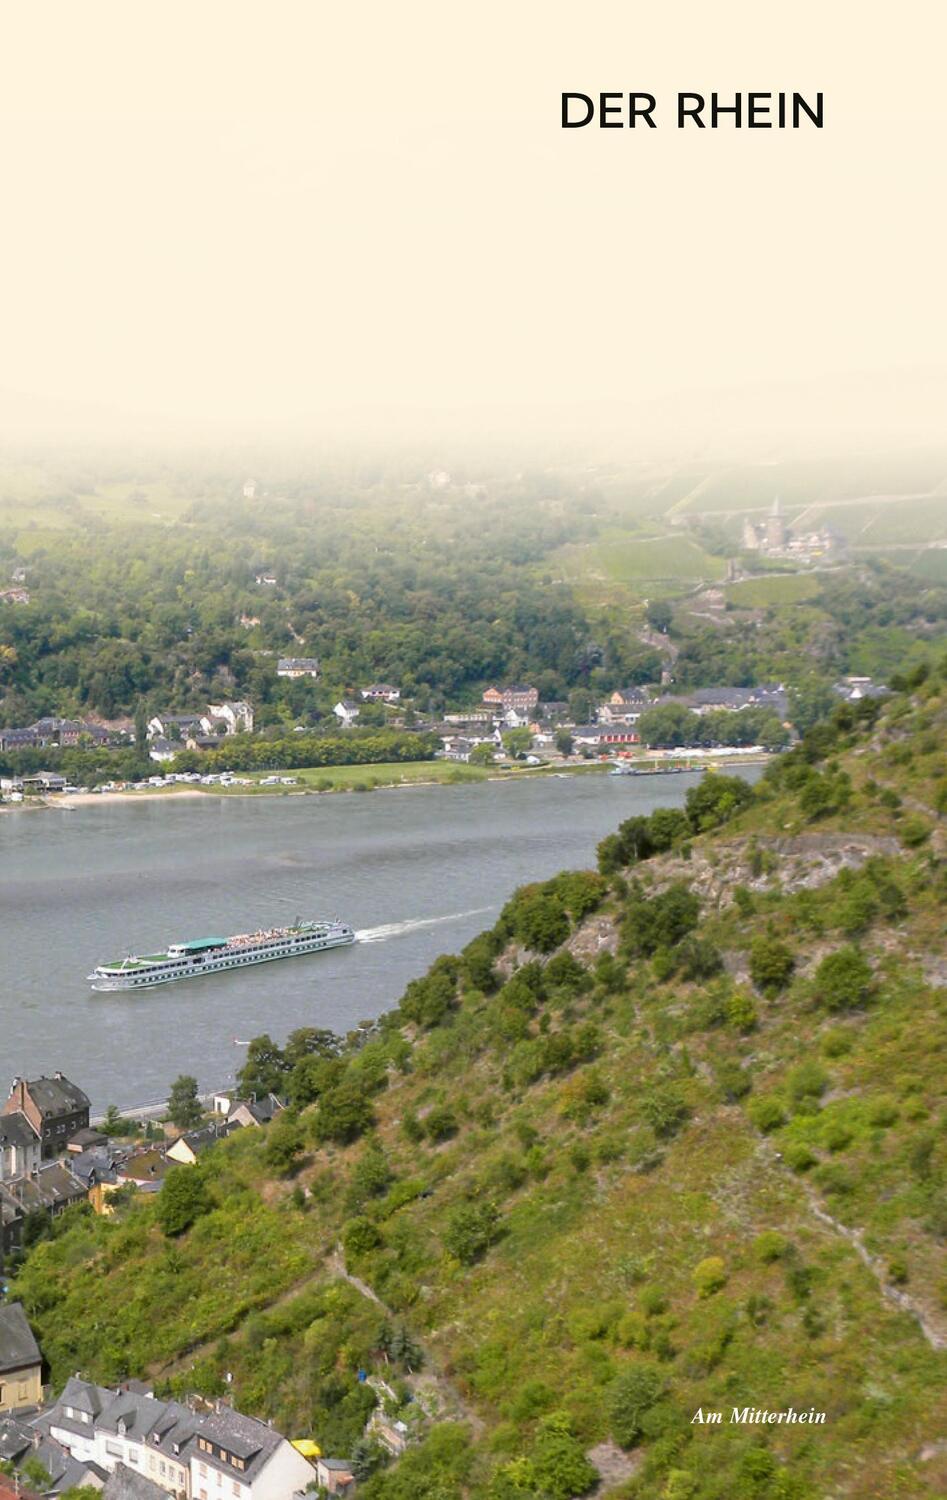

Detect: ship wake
[355,908,493,944]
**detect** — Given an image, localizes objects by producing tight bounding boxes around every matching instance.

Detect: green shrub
[716,1062,752,1102]
[443,1200,502,1264]
[692,1256,727,1297]
[343,1216,382,1258]
[748,1095,786,1133]
[749,937,795,995]
[814,946,873,1010]
[787,1060,829,1107]
[900,815,932,847]
[424,1106,459,1142]
[639,1084,689,1139]
[784,1143,816,1172]
[867,1096,899,1128]
[157,1167,212,1237]
[725,989,758,1033]
[754,1230,789,1263]
[608,1363,664,1447]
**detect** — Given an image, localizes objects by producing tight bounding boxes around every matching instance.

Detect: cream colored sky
[0,1,944,442]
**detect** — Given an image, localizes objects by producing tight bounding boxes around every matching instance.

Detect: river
[0,770,758,1109]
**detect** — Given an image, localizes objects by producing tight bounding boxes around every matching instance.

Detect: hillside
[9,666,947,1500]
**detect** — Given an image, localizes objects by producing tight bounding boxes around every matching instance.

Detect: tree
[646,598,674,634]
[285,1026,342,1066]
[685,773,755,832]
[508,887,570,953]
[502,727,533,759]
[608,1364,664,1447]
[554,729,574,757]
[443,1200,502,1264]
[531,1413,598,1500]
[167,1075,202,1130]
[133,700,150,767]
[469,742,497,766]
[350,1439,387,1483]
[263,1114,305,1176]
[749,936,795,995]
[639,1084,689,1138]
[814,945,873,1010]
[637,702,698,748]
[237,1034,288,1098]
[312,1078,374,1144]
[158,1166,212,1236]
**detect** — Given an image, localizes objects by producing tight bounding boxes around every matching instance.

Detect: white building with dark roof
[41,1381,315,1500]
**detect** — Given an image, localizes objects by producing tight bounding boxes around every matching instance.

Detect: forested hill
[1,455,946,728]
[10,669,947,1500]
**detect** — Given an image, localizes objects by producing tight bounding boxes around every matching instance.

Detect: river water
[0,771,757,1110]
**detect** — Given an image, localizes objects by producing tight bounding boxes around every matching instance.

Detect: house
[0,728,40,752]
[254,574,277,587]
[333,700,360,727]
[439,737,474,762]
[21,773,67,794]
[0,1413,109,1497]
[225,1097,284,1129]
[571,725,604,748]
[482,685,539,713]
[242,480,258,500]
[0,1186,24,1263]
[0,1113,41,1182]
[314,1458,355,1494]
[116,1149,172,1190]
[165,1123,236,1167]
[42,1382,317,1500]
[0,1304,43,1413]
[67,1127,109,1154]
[537,701,570,723]
[0,588,30,605]
[149,739,177,764]
[147,715,211,743]
[104,1463,167,1500]
[359,684,400,702]
[4,1161,89,1219]
[276,658,320,679]
[206,702,254,735]
[833,675,888,702]
[3,1074,90,1160]
[67,1149,122,1215]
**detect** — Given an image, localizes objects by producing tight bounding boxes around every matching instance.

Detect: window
[106,1442,124,1458]
[199,1463,207,1477]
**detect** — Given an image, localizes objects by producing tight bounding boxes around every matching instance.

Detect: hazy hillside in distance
[11,668,947,1500]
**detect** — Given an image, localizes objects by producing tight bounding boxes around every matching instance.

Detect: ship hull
[90,928,355,992]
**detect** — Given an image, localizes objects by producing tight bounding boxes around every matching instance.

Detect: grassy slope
[11,680,947,1500]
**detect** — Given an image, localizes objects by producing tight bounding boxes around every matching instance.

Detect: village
[0,673,888,804]
[0,1074,419,1499]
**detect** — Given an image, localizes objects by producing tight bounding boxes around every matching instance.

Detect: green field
[554,529,726,598]
[725,573,823,608]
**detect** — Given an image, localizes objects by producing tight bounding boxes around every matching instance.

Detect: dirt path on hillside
[326,1248,486,1435]
[758,1139,947,1352]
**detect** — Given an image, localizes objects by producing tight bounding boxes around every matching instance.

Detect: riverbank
[2,753,775,813]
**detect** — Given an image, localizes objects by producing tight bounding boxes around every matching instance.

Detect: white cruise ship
[89,919,356,991]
